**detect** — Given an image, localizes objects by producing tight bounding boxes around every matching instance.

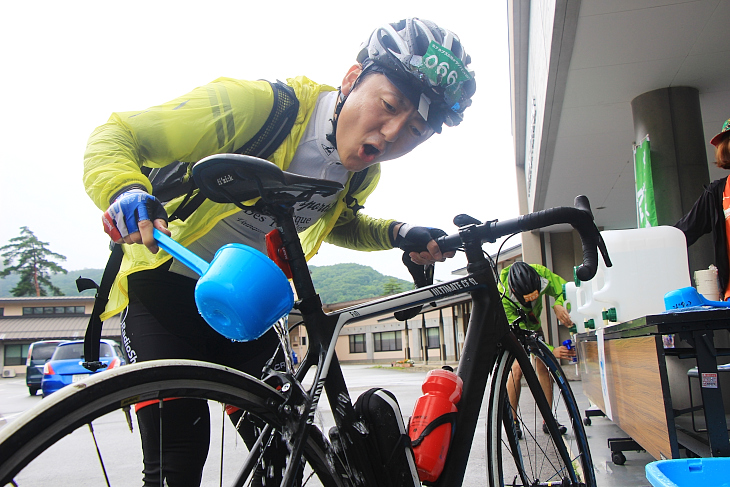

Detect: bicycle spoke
[302,470,316,485]
[87,422,112,487]
[511,408,565,483]
[219,404,225,487]
[487,342,595,487]
[521,400,582,483]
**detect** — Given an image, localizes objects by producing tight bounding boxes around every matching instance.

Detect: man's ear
[341,64,363,97]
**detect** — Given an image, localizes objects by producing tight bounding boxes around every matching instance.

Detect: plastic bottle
[562,339,578,364]
[573,281,590,334]
[592,226,690,323]
[409,367,463,482]
[576,265,606,330]
[563,281,587,333]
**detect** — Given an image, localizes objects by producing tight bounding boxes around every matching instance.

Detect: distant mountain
[54,269,104,296]
[0,269,102,297]
[310,263,412,304]
[0,264,412,304]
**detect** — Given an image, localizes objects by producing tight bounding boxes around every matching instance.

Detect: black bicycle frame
[267,208,575,487]
[150,155,603,487]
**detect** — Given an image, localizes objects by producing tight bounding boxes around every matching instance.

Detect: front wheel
[0,359,348,487]
[486,337,596,487]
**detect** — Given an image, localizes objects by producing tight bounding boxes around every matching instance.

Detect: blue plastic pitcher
[153,229,294,341]
[664,286,730,311]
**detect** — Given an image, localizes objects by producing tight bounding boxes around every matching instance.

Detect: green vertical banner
[634,136,658,227]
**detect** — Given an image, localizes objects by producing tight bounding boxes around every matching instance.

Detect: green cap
[710,118,730,147]
[602,308,618,322]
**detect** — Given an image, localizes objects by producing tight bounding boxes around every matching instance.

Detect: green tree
[382,277,407,296]
[0,227,68,296]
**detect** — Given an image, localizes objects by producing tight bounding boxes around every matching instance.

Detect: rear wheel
[0,359,348,487]
[486,337,595,487]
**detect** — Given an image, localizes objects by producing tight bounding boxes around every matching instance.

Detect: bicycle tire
[529,338,596,486]
[486,341,595,487]
[0,359,349,487]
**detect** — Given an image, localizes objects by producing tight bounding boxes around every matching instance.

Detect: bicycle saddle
[192,154,344,205]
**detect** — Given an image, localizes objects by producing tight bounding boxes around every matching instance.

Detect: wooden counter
[576,308,730,459]
[578,334,676,459]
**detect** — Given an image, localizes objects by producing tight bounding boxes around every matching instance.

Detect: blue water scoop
[664,286,730,311]
[153,229,294,341]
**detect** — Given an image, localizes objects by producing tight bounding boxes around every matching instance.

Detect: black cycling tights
[136,399,211,486]
[124,264,283,487]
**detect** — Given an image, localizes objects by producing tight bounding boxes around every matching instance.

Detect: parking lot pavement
[0,365,655,486]
[0,376,43,427]
[565,380,655,487]
[329,366,657,486]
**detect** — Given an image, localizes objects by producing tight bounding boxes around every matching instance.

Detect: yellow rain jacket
[84,76,395,321]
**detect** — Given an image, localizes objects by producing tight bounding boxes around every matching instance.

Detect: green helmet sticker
[417,41,472,110]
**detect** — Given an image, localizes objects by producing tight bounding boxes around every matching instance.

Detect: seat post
[272,209,318,302]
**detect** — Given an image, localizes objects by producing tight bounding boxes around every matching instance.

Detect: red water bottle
[408,367,463,482]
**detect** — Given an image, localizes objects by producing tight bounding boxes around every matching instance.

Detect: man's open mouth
[359,143,381,164]
[363,144,381,157]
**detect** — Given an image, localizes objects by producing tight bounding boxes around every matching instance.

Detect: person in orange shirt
[675,118,730,299]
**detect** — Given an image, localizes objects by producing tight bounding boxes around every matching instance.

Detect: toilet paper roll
[695,268,720,301]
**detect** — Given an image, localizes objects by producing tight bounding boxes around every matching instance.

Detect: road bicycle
[0,154,608,486]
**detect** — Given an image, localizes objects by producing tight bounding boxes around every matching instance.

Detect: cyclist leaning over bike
[498,261,575,436]
[83,18,475,487]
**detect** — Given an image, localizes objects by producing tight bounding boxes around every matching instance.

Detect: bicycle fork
[434,255,506,487]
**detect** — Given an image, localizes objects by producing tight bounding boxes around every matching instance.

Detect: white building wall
[524,0,556,211]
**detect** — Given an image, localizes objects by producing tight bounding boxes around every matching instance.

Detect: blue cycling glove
[393,224,448,253]
[102,189,167,242]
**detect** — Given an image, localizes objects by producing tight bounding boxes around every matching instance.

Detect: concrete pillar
[366,332,374,362]
[420,314,429,364]
[403,324,411,360]
[438,309,446,363]
[630,87,714,277]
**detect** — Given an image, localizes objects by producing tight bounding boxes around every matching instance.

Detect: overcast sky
[0,0,519,283]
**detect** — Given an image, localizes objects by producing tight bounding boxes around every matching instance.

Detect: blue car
[25,340,67,396]
[41,340,126,397]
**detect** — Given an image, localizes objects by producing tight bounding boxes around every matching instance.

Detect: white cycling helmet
[355,18,476,132]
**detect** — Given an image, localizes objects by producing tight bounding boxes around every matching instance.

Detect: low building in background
[2,243,522,374]
[0,296,120,377]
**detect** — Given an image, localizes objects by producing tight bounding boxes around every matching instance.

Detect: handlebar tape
[436,195,610,283]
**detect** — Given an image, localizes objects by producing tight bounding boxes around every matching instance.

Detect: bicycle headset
[327,18,477,148]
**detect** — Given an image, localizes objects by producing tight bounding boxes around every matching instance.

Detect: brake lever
[394,252,434,322]
[597,232,612,267]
